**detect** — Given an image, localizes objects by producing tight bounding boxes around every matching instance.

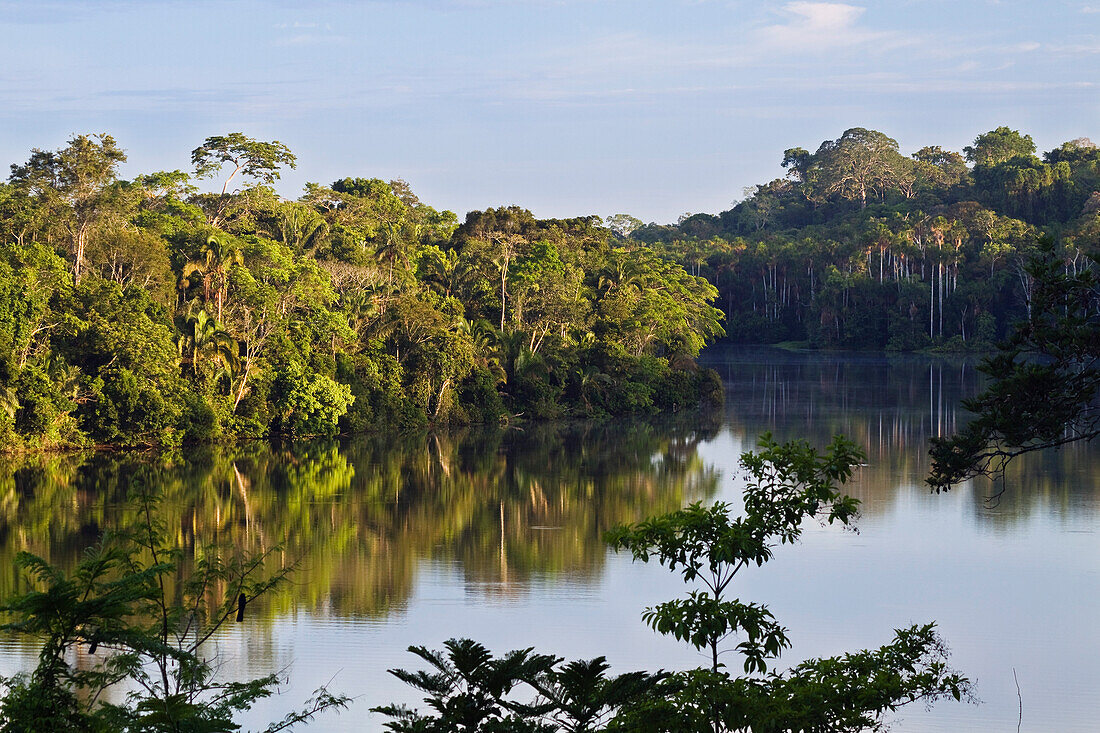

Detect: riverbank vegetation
[0,134,724,451]
[3,126,1096,450]
[627,127,1098,351]
[929,237,1100,489]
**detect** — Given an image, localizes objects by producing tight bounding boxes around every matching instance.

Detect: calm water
[1,345,1097,731]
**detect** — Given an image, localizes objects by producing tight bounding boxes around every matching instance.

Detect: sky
[1,0,1097,223]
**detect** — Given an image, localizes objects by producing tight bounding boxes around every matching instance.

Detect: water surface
[1,345,1097,731]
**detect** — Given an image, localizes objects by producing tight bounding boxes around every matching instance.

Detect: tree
[1044,137,1099,165]
[531,657,664,733]
[271,360,355,437]
[52,279,184,446]
[964,126,1036,167]
[8,134,128,285]
[605,214,643,239]
[181,235,244,320]
[372,639,664,732]
[607,434,970,732]
[191,133,297,195]
[595,248,724,357]
[191,133,296,226]
[607,434,863,676]
[780,147,812,184]
[86,225,174,298]
[372,638,558,732]
[813,128,907,209]
[911,146,969,195]
[928,236,1100,489]
[178,308,239,385]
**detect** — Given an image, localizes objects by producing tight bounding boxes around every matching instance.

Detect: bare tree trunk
[929,267,934,340]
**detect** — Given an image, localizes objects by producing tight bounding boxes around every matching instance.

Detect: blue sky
[1,0,1097,223]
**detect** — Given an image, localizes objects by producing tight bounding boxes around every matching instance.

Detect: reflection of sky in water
[698,346,1100,732]
[2,345,1099,731]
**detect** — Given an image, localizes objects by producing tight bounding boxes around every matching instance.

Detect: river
[1,345,1097,731]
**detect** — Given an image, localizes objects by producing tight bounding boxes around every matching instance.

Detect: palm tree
[372,638,556,730]
[375,221,415,289]
[578,366,612,413]
[0,383,18,421]
[181,236,243,321]
[484,326,528,386]
[461,318,506,385]
[179,309,239,385]
[420,247,463,298]
[272,200,328,254]
[531,657,664,733]
[46,357,84,404]
[597,250,645,296]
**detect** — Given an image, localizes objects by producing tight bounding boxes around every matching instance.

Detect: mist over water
[1,345,1096,731]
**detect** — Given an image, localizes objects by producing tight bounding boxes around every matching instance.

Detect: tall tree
[964,126,1036,166]
[8,134,127,285]
[606,213,643,239]
[179,308,239,384]
[182,235,244,321]
[191,133,296,227]
[814,128,907,209]
[911,146,970,194]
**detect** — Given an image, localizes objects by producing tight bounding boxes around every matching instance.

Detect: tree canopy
[0,133,725,452]
[629,124,1098,353]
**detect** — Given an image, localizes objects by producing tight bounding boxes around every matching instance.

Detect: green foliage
[2,124,1099,453]
[642,127,1097,351]
[2,134,728,452]
[373,638,558,732]
[964,126,1036,166]
[607,434,862,674]
[0,672,104,733]
[8,134,128,286]
[51,279,183,445]
[191,133,297,192]
[532,657,666,733]
[612,624,969,733]
[373,639,664,733]
[11,362,80,445]
[603,435,969,732]
[457,366,507,425]
[271,360,354,437]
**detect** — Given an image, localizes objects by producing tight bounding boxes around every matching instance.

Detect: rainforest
[2,125,1098,452]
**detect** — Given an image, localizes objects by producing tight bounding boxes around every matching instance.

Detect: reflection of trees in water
[0,415,720,620]
[967,442,1100,527]
[708,346,1100,521]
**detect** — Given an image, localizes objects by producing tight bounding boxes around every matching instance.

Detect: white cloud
[756,2,890,52]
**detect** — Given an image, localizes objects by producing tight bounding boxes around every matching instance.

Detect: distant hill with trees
[627,126,1099,351]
